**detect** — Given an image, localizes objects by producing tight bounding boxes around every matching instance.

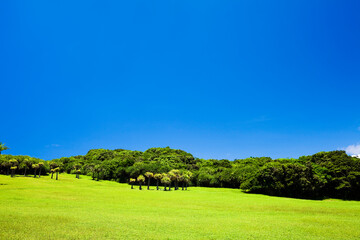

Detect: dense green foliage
[1,174,360,240]
[1,146,360,199]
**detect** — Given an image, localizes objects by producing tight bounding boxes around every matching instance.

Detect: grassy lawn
[0,174,360,240]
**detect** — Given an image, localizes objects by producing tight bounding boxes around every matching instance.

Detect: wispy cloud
[46,144,61,148]
[345,143,360,155]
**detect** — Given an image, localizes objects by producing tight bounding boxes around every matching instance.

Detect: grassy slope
[0,174,360,240]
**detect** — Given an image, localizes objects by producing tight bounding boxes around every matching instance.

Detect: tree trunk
[24,168,27,176]
[164,185,167,191]
[92,172,95,180]
[34,170,37,178]
[131,184,133,189]
[182,182,184,190]
[156,180,159,190]
[139,183,142,190]
[147,178,150,190]
[56,172,58,180]
[185,183,188,190]
[11,169,14,178]
[51,172,54,179]
[38,168,41,178]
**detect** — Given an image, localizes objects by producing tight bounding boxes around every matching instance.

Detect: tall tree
[0,142,9,155]
[144,172,153,190]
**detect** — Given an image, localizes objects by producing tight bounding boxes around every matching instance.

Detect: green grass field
[1,174,360,240]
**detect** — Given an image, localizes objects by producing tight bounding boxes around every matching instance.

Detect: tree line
[1,143,359,200]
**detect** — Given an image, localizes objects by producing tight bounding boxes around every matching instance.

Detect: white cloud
[345,143,360,155]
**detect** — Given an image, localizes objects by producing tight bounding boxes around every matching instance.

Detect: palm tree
[9,159,18,177]
[50,168,55,179]
[161,175,171,191]
[153,173,162,190]
[129,178,136,189]
[168,170,179,191]
[0,142,9,155]
[169,169,181,190]
[32,164,39,178]
[144,172,153,190]
[19,159,30,176]
[38,162,44,178]
[183,171,193,190]
[179,174,185,190]
[49,162,58,179]
[137,175,145,190]
[54,167,60,180]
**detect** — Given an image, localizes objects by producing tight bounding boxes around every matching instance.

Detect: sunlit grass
[0,174,359,239]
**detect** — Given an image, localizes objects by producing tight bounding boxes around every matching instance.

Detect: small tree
[169,169,181,190]
[144,172,153,190]
[179,174,185,190]
[9,159,18,177]
[32,164,39,178]
[54,167,60,180]
[161,175,171,191]
[137,175,145,190]
[38,162,44,178]
[168,171,177,191]
[0,142,9,155]
[1,161,10,175]
[94,165,102,181]
[129,178,136,189]
[75,170,81,179]
[10,166,17,177]
[74,164,81,179]
[49,162,58,179]
[20,159,30,176]
[87,163,96,180]
[154,173,162,190]
[183,171,193,190]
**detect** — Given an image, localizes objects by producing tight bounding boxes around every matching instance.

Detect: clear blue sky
[1,0,360,160]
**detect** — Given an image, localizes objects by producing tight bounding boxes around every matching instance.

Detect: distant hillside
[1,147,360,200]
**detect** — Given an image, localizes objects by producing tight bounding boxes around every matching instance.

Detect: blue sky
[1,0,360,160]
